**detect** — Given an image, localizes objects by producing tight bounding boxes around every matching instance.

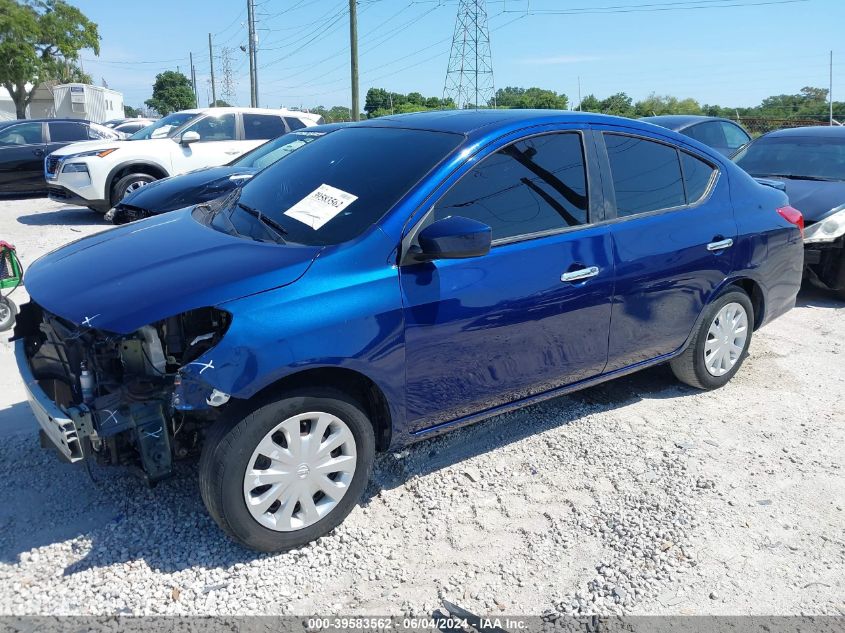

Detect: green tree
[492,86,567,109]
[0,0,100,119]
[124,104,140,117]
[144,71,195,115]
[577,94,602,112]
[600,92,634,117]
[364,87,390,117]
[210,98,231,107]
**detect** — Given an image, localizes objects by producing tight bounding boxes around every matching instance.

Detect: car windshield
[734,135,845,181]
[233,129,332,170]
[211,127,463,246]
[128,112,196,140]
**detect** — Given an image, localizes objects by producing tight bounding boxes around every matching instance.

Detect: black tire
[199,388,375,552]
[670,289,754,390]
[110,173,156,206]
[0,297,16,332]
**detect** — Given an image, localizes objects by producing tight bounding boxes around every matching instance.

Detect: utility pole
[830,50,834,126]
[577,76,581,111]
[189,52,198,108]
[247,0,258,107]
[349,0,360,121]
[208,33,217,107]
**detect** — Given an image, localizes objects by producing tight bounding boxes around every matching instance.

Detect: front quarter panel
[179,228,407,436]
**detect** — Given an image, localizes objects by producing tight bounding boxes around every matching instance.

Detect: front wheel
[111,173,155,206]
[199,388,375,552]
[670,289,754,390]
[0,296,16,332]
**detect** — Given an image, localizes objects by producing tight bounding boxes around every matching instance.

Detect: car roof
[348,109,712,147]
[176,107,320,118]
[760,125,845,139]
[638,115,737,131]
[0,117,92,127]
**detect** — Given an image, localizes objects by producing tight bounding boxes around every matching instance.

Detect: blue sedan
[14,110,804,551]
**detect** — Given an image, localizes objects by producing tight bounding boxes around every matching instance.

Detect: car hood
[24,208,322,334]
[119,166,258,214]
[761,177,845,223]
[48,138,165,158]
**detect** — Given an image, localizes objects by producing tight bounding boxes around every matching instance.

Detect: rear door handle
[707,238,734,251]
[224,150,240,155]
[33,149,44,157]
[561,266,600,283]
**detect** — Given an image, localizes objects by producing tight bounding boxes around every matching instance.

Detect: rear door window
[48,121,88,142]
[432,132,589,241]
[604,133,686,216]
[243,114,286,140]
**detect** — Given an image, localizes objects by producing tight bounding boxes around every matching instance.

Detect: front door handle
[561,266,600,283]
[707,238,734,252]
[33,148,44,157]
[224,150,240,155]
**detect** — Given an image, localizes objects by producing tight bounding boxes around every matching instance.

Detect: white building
[0,82,124,123]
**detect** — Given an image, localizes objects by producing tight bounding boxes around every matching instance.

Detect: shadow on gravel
[796,285,844,309]
[367,363,693,497]
[0,363,692,574]
[16,207,109,227]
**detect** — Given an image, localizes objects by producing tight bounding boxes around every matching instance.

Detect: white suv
[45,107,322,212]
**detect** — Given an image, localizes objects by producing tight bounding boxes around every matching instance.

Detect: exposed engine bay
[13,302,231,483]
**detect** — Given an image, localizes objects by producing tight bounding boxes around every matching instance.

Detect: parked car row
[44,107,323,212]
[12,109,806,552]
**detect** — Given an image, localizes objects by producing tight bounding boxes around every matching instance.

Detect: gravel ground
[0,197,843,617]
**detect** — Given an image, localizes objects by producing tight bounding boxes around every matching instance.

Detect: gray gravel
[1,198,843,616]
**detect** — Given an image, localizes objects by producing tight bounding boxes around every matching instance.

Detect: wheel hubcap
[243,411,357,532]
[704,302,748,377]
[123,180,149,197]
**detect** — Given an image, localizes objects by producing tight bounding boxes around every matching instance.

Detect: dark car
[0,119,120,196]
[14,110,803,551]
[734,125,845,298]
[108,123,345,224]
[641,115,751,157]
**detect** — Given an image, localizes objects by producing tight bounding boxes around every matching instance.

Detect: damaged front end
[13,302,231,484]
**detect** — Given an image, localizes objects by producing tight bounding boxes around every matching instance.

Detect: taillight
[777,205,804,238]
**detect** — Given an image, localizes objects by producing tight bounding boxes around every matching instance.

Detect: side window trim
[402,128,596,257]
[597,130,721,223]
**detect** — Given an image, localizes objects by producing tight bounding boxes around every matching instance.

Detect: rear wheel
[199,388,375,552]
[111,173,156,206]
[670,289,753,390]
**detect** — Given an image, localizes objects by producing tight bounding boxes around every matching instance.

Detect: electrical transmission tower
[220,46,237,105]
[443,0,495,109]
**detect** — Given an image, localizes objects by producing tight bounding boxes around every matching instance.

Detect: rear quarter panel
[726,164,803,326]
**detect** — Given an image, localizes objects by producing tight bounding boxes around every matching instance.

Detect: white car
[45,107,322,212]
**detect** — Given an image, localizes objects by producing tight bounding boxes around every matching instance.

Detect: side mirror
[407,215,492,263]
[180,130,201,145]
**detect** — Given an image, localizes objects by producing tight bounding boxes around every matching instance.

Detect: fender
[104,159,171,198]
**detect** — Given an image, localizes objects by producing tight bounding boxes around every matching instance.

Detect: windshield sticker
[284,184,358,230]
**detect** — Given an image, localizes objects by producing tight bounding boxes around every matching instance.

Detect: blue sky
[74,0,844,112]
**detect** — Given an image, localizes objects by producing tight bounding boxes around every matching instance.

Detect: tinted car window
[217,127,462,246]
[685,122,726,148]
[284,116,307,131]
[0,122,42,145]
[720,122,750,151]
[432,133,588,241]
[681,152,716,203]
[605,134,685,216]
[88,123,120,140]
[244,114,286,140]
[734,135,845,181]
[183,113,237,142]
[48,121,88,142]
[129,112,195,140]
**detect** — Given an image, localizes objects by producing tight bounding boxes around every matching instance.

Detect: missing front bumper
[14,339,90,462]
